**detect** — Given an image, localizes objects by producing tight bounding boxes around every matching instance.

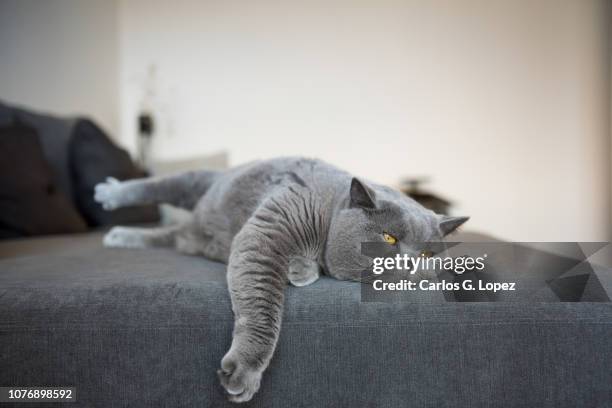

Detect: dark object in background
[400,177,451,215]
[138,113,154,135]
[0,101,159,230]
[0,123,87,238]
[70,119,159,227]
[1,102,77,201]
[137,112,154,171]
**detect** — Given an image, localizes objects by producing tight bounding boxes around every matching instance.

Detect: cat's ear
[439,216,469,236]
[350,178,376,209]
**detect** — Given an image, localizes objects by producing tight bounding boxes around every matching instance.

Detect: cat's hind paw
[103,226,146,248]
[217,353,262,403]
[94,177,123,210]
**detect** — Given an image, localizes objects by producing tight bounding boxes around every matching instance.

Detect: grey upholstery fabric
[1,232,611,407]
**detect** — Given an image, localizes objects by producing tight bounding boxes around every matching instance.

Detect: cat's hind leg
[94,169,219,211]
[103,224,182,249]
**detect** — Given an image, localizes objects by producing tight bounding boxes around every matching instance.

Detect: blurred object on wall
[136,65,158,171]
[137,111,154,171]
[400,177,451,215]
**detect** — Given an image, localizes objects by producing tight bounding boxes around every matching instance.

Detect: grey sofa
[1,232,611,408]
[1,102,611,407]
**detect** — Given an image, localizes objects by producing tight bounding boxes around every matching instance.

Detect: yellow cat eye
[383,232,397,244]
[420,250,433,258]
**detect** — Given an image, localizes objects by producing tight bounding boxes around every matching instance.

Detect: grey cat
[94,157,468,403]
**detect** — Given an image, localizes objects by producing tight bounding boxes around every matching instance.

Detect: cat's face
[324,178,468,281]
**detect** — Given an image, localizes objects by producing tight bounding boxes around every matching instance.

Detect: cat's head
[324,178,468,281]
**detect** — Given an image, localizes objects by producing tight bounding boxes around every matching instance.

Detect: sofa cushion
[69,119,159,226]
[0,123,87,238]
[0,232,610,407]
[0,101,78,201]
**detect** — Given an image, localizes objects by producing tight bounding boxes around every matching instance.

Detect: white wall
[0,0,119,136]
[118,0,611,242]
[3,0,604,242]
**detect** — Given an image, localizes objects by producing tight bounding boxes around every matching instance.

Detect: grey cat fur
[94,157,468,403]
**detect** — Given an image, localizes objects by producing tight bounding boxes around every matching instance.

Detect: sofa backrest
[0,101,77,202]
[0,100,159,234]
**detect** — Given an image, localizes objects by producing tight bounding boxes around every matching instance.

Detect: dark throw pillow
[0,123,88,239]
[69,119,159,226]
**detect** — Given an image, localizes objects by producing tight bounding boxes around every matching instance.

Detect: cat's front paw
[94,177,122,210]
[217,351,262,403]
[288,256,321,287]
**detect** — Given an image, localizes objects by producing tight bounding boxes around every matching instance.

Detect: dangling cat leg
[218,187,327,403]
[103,224,182,249]
[217,227,286,402]
[94,169,219,211]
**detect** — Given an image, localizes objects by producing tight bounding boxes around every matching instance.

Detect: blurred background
[0,0,610,242]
